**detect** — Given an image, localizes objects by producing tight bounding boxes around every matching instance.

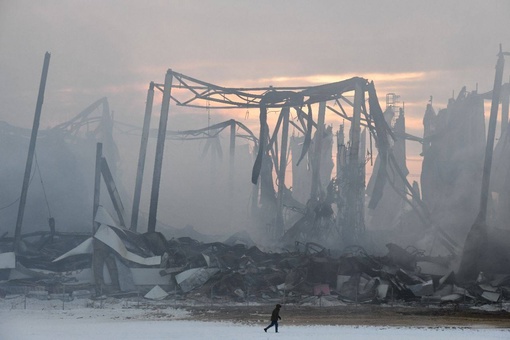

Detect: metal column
[93,143,103,233]
[131,82,155,232]
[148,70,173,233]
[275,106,290,237]
[310,102,326,199]
[14,52,51,253]
[500,82,509,139]
[458,46,506,282]
[478,48,505,222]
[228,119,236,227]
[343,83,364,245]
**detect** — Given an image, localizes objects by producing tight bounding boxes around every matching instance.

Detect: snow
[1,296,508,340]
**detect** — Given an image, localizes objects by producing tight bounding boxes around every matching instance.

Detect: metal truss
[154,70,367,109]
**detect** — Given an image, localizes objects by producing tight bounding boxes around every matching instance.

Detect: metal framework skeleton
[140,70,451,249]
[156,71,365,109]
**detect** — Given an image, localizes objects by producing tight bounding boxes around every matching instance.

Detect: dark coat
[270,306,282,321]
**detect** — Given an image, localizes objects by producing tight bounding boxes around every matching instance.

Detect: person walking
[264,304,282,333]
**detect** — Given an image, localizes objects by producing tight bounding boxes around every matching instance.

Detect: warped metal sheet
[52,237,93,262]
[0,252,16,269]
[144,285,169,300]
[175,267,219,293]
[94,224,161,266]
[94,205,119,228]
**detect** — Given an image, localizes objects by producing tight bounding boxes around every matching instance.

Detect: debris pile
[2,221,509,306]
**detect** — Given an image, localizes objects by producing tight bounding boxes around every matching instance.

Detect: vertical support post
[310,102,326,199]
[478,47,505,222]
[275,107,290,237]
[458,47,505,282]
[250,183,259,218]
[350,84,362,165]
[100,99,112,164]
[14,52,51,253]
[500,82,509,139]
[343,83,364,244]
[93,143,103,233]
[131,82,155,231]
[148,70,173,233]
[359,127,367,214]
[336,126,344,183]
[250,144,260,218]
[499,81,510,220]
[229,120,236,182]
[100,157,126,227]
[228,119,236,228]
[336,125,346,232]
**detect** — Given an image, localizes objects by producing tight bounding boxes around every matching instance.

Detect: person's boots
[264,328,267,332]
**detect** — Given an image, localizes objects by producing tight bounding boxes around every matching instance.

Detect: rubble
[2,225,510,308]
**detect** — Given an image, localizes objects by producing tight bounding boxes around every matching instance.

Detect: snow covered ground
[1,296,509,340]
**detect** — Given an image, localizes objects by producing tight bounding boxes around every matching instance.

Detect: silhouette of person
[264,304,282,333]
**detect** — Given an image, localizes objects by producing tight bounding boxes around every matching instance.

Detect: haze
[1,0,509,240]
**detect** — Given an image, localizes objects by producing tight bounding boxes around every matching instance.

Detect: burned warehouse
[1,46,510,315]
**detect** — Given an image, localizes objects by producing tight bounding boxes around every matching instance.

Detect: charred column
[501,82,509,138]
[336,125,347,232]
[342,82,365,245]
[478,48,505,223]
[101,156,126,227]
[148,70,173,233]
[459,46,506,281]
[275,106,290,237]
[311,102,326,199]
[131,82,155,232]
[250,142,261,220]
[14,52,51,253]
[229,119,236,190]
[228,119,236,229]
[93,143,103,233]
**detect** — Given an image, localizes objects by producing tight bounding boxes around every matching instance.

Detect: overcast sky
[1,0,510,175]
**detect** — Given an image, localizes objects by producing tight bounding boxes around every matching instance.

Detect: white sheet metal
[131,268,170,285]
[144,285,169,300]
[441,293,463,302]
[175,268,219,293]
[416,261,450,276]
[51,224,160,266]
[377,283,389,299]
[0,252,15,269]
[175,268,201,285]
[336,275,350,291]
[94,205,119,227]
[408,280,434,297]
[481,291,501,302]
[52,238,93,262]
[94,224,161,266]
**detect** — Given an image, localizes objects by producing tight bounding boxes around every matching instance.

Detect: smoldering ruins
[1,47,510,310]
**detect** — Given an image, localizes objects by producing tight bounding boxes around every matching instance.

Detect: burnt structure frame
[136,70,376,245]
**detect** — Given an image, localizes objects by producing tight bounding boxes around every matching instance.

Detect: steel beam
[275,106,290,237]
[148,70,173,233]
[93,143,102,233]
[478,48,505,222]
[131,82,155,231]
[343,83,364,244]
[310,102,326,199]
[14,52,51,253]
